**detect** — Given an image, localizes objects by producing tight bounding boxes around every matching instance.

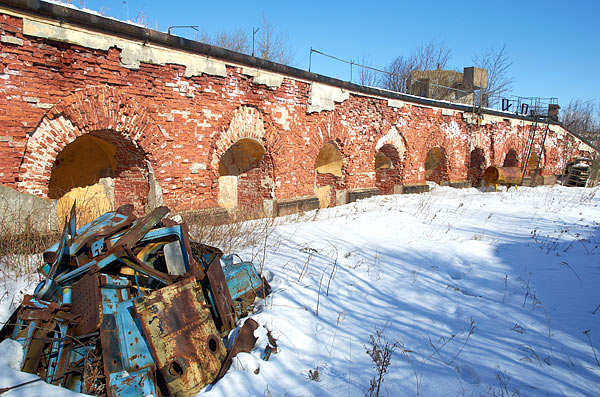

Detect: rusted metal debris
[0,204,271,396]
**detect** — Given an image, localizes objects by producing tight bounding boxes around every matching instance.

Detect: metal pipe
[483,166,521,190]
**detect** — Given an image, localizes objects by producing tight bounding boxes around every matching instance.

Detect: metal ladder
[520,115,550,185]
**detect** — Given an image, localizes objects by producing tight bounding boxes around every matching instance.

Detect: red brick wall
[376,169,401,195]
[0,11,593,213]
[375,144,403,194]
[467,148,486,186]
[237,157,274,212]
[316,172,345,208]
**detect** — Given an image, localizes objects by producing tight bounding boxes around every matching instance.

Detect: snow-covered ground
[2,185,600,396]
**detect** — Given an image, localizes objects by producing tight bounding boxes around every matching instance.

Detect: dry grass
[0,188,113,278]
[184,206,278,256]
[0,208,59,278]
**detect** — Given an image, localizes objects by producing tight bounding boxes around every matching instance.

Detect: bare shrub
[0,204,58,278]
[364,326,397,397]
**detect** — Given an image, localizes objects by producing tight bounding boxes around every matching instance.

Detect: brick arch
[209,106,280,175]
[498,133,523,168]
[467,147,487,186]
[424,145,450,184]
[374,126,407,165]
[18,86,169,197]
[306,115,353,165]
[210,106,279,210]
[372,126,407,193]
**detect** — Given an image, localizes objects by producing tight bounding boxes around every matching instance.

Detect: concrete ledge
[179,207,231,226]
[521,175,544,187]
[448,180,472,189]
[394,183,430,194]
[275,195,320,216]
[524,175,557,187]
[347,188,380,203]
[542,175,557,185]
[0,185,58,234]
[335,190,348,206]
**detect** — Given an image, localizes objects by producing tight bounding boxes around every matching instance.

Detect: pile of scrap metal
[0,204,271,396]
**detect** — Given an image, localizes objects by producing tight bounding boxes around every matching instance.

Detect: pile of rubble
[0,204,271,396]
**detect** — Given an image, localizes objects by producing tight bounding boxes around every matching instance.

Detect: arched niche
[503,149,519,168]
[217,138,272,211]
[314,142,344,208]
[424,146,449,184]
[375,144,402,194]
[467,147,486,187]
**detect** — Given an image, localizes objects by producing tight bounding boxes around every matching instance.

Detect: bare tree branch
[356,54,379,87]
[255,14,295,65]
[561,99,600,146]
[379,41,451,93]
[200,29,250,54]
[200,14,295,65]
[473,44,514,106]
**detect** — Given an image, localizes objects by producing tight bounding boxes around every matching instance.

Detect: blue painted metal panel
[223,262,262,301]
[115,298,155,372]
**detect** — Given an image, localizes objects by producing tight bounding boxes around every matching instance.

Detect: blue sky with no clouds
[59,0,599,109]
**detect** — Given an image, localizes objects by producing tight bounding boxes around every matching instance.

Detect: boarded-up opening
[527,150,540,175]
[424,146,449,184]
[315,143,344,208]
[48,131,149,215]
[503,149,519,168]
[467,147,486,186]
[218,138,272,211]
[375,144,402,195]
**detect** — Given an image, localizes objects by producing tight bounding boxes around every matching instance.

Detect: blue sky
[66,0,598,109]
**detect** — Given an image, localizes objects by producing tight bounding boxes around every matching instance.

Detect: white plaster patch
[23,18,227,77]
[1,35,23,46]
[190,162,206,174]
[275,106,290,131]
[375,126,406,159]
[387,99,405,108]
[241,67,284,89]
[218,175,238,209]
[202,109,221,120]
[307,83,349,113]
[442,120,464,140]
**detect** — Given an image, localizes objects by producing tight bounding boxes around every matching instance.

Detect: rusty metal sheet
[71,272,101,336]
[133,277,227,396]
[111,206,169,251]
[190,242,236,331]
[205,255,237,331]
[216,318,258,380]
[67,204,136,258]
[223,260,270,318]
